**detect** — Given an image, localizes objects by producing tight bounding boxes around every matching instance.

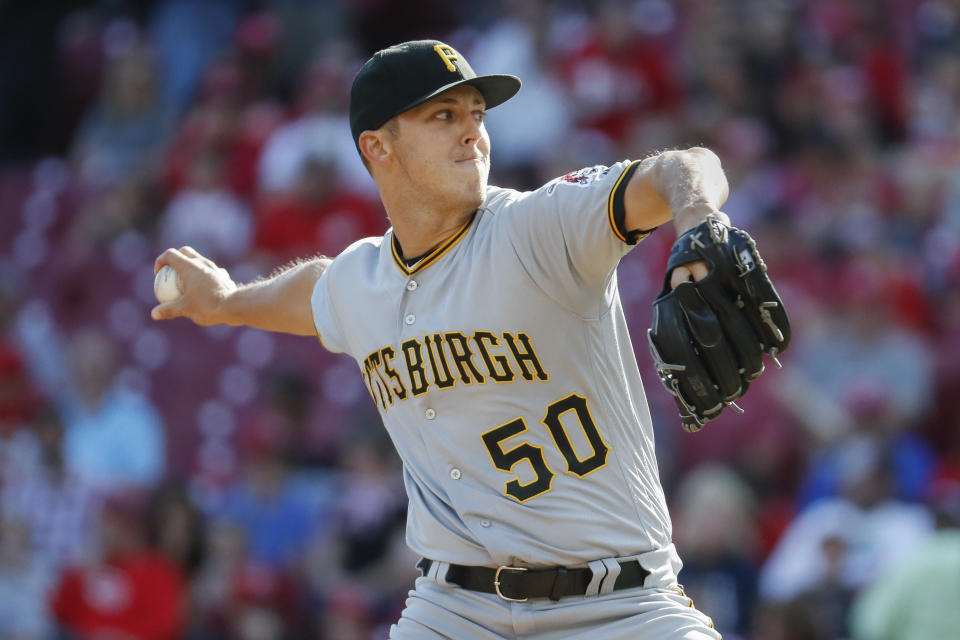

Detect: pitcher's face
[389,85,491,213]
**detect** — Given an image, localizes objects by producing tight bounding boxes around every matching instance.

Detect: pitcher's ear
[359,130,391,168]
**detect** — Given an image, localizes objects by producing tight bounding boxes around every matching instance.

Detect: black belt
[417,558,650,602]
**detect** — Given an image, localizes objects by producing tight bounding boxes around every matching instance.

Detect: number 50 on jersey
[482,393,609,502]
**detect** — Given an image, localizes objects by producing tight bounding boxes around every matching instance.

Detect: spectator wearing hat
[759,439,933,605]
[50,490,187,640]
[849,478,960,639]
[253,152,385,261]
[159,150,253,263]
[217,413,315,570]
[59,328,165,490]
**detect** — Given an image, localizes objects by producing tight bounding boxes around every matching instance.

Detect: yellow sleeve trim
[606,160,653,245]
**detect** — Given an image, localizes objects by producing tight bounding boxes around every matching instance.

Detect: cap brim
[394,74,521,119]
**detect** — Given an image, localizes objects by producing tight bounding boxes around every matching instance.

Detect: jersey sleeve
[495,159,654,316]
[310,262,348,354]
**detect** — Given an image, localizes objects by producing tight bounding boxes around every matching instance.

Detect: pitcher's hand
[669,260,709,289]
[151,247,237,326]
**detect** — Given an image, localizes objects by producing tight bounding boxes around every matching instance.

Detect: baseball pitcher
[153,40,789,639]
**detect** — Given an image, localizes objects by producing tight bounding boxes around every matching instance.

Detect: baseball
[154,265,183,303]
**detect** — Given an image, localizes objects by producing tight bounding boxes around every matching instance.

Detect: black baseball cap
[349,40,521,149]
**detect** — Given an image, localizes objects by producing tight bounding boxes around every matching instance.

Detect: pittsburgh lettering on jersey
[361,331,549,410]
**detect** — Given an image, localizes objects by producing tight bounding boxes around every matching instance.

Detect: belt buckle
[494,565,528,602]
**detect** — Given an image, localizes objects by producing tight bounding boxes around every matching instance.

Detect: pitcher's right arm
[150,246,330,337]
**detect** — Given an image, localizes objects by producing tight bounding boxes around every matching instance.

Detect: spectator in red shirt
[254,153,385,260]
[556,1,681,143]
[50,491,187,640]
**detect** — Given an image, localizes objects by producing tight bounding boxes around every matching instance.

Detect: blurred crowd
[1,0,959,639]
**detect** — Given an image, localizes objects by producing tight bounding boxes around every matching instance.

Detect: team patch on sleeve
[545,165,611,194]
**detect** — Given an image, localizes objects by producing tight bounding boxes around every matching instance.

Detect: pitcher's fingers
[179,245,216,268]
[179,245,220,271]
[688,261,709,281]
[154,247,191,274]
[151,298,186,321]
[670,261,710,289]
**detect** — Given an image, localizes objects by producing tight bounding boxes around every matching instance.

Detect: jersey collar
[390,210,477,276]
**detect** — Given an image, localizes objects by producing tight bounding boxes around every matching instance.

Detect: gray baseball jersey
[311,159,675,570]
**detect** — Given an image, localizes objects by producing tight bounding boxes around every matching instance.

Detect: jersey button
[424,408,436,420]
[480,519,491,528]
[406,280,418,291]
[404,314,416,325]
[450,468,461,480]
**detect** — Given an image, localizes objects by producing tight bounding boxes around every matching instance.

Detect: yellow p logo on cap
[433,44,459,72]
